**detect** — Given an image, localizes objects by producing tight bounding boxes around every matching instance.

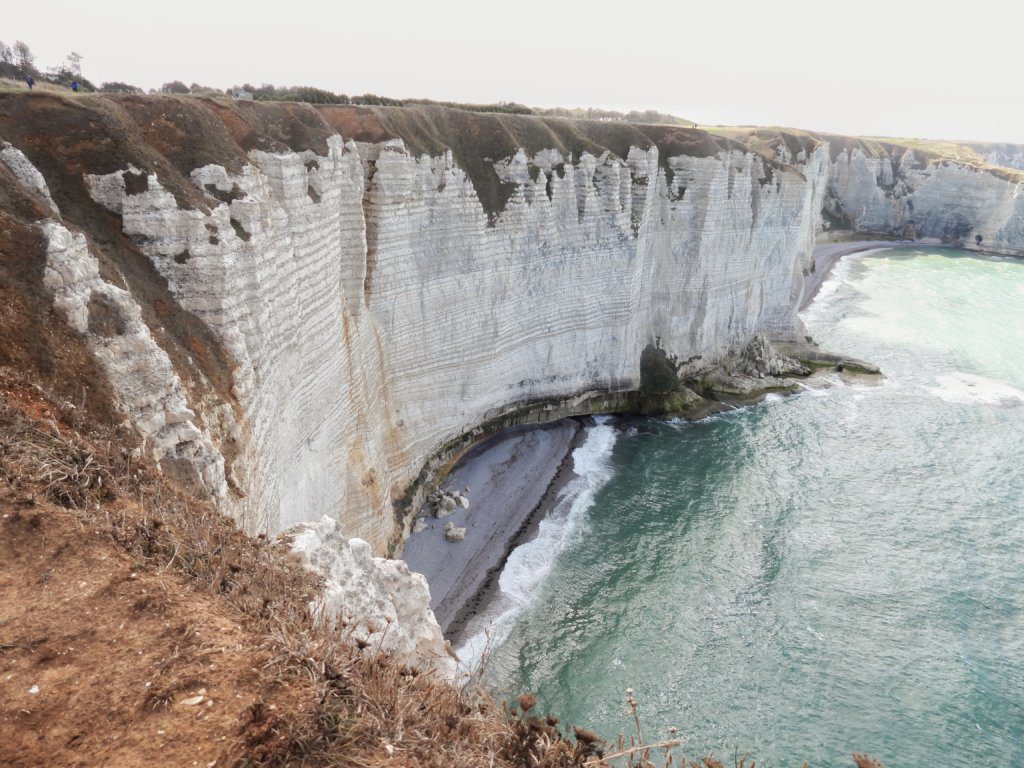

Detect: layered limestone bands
[4,105,1022,558]
[73,135,826,551]
[827,148,1024,253]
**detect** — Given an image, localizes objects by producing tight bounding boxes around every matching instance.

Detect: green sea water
[482,248,1024,766]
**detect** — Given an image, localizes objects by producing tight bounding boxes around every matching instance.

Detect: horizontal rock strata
[1,100,1022,558]
[2,98,1023,662]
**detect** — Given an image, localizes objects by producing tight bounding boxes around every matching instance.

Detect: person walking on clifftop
[25,75,34,90]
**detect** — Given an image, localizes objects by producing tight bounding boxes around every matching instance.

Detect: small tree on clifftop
[13,40,35,73]
[160,80,189,94]
[66,51,83,78]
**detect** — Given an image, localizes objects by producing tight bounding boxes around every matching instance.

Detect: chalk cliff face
[970,143,1024,172]
[825,147,1024,254]
[45,123,831,550]
[2,98,1022,561]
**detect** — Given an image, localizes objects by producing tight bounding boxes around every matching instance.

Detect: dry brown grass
[0,373,601,767]
[0,77,69,94]
[0,371,888,767]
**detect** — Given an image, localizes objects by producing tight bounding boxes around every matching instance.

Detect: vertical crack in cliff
[361,157,379,304]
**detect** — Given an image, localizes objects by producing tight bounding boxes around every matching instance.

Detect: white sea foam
[801,248,888,326]
[928,372,1024,407]
[806,625,825,642]
[799,383,834,398]
[456,417,618,671]
[667,390,792,429]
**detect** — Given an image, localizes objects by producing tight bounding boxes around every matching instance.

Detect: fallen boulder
[444,522,466,542]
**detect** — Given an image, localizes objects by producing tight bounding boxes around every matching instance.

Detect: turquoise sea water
[482,248,1024,766]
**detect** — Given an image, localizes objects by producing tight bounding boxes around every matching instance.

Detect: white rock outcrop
[285,515,452,672]
[39,220,227,496]
[1,142,59,213]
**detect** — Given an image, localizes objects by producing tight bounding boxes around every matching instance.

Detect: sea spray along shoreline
[402,417,618,653]
[456,417,619,666]
[406,240,896,659]
[479,246,1024,764]
[403,421,582,634]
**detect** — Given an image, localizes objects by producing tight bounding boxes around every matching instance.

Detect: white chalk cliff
[8,127,1023,555]
[972,143,1024,172]
[826,148,1024,252]
[4,113,1024,666]
[77,135,834,549]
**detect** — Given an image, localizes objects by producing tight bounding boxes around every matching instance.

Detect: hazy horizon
[5,0,1023,144]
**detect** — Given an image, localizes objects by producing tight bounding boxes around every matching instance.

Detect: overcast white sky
[5,0,1023,143]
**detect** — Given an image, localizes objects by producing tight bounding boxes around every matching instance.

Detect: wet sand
[403,419,582,635]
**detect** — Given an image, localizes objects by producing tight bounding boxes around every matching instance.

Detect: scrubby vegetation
[234,83,406,106]
[226,83,696,125]
[98,80,144,94]
[231,86,695,125]
[536,106,695,126]
[0,371,585,766]
[0,36,696,128]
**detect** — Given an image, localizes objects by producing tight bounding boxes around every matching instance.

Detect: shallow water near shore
[482,247,1024,766]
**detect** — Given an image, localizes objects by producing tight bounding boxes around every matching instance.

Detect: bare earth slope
[0,378,318,767]
[0,374,616,768]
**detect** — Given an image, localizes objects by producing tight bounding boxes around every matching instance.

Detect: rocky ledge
[634,334,879,419]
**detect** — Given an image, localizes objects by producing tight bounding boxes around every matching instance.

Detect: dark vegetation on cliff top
[4,35,1020,189]
[0,89,746,225]
[0,37,696,125]
[4,35,1020,212]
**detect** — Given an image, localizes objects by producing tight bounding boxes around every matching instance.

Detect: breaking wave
[456,417,618,670]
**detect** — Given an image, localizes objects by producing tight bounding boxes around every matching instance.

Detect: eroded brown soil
[0,381,318,767]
